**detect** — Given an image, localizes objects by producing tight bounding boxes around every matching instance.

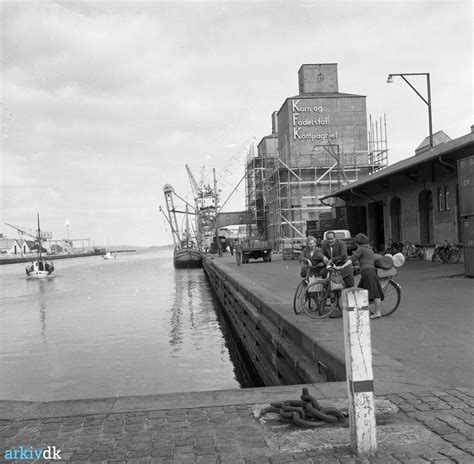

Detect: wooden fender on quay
[202,258,328,386]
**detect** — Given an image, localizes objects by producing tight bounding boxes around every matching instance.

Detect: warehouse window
[438,187,444,211]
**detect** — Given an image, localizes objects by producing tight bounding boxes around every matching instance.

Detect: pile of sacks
[374,252,405,269]
[374,252,405,277]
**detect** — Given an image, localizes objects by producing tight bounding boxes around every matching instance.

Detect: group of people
[299,231,384,319]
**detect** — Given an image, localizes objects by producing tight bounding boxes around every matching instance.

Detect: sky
[1,0,472,247]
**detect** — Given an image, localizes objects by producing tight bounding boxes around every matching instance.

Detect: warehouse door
[390,197,401,241]
[368,202,385,251]
[418,190,433,245]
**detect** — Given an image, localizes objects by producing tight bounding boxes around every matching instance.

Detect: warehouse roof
[321,128,474,200]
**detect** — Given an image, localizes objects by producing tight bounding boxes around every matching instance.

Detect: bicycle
[384,239,404,255]
[293,258,324,314]
[297,262,345,319]
[402,241,424,260]
[432,240,461,264]
[371,267,402,316]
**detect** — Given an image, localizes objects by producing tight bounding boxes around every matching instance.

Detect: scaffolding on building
[368,113,389,172]
[245,115,389,250]
[245,154,267,238]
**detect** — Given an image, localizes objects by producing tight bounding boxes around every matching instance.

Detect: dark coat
[321,239,353,278]
[299,246,325,277]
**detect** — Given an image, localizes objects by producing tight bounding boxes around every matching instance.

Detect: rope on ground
[259,387,347,428]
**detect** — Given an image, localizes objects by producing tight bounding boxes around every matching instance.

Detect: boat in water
[160,184,203,269]
[102,251,116,260]
[25,214,54,278]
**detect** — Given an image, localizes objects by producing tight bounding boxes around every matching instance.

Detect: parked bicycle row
[384,239,460,264]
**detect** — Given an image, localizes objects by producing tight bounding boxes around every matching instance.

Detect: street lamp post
[386,72,433,148]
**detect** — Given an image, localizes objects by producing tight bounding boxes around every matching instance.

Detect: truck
[240,238,272,263]
[322,230,357,254]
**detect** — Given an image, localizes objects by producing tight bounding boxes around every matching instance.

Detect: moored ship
[173,247,202,269]
[160,184,203,269]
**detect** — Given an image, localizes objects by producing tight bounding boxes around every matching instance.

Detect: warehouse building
[320,127,474,273]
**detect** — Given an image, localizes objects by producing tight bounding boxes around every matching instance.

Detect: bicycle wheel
[302,282,339,319]
[431,250,439,262]
[293,280,307,314]
[447,249,460,264]
[415,248,424,260]
[380,279,401,316]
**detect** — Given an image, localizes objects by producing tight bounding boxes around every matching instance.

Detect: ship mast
[37,213,43,260]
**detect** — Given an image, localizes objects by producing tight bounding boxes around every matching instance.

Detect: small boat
[25,214,54,278]
[26,260,55,277]
[102,251,116,260]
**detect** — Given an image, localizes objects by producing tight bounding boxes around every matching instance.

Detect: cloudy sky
[1,0,472,247]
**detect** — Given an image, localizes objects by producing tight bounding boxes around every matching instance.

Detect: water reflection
[169,273,184,349]
[168,270,204,352]
[25,278,57,344]
[39,301,47,344]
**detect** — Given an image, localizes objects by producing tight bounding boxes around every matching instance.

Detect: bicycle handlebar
[298,258,325,268]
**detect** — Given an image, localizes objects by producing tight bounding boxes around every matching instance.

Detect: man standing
[320,231,355,319]
[235,241,242,266]
[321,231,354,288]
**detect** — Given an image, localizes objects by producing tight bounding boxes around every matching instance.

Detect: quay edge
[202,255,460,396]
[202,256,347,385]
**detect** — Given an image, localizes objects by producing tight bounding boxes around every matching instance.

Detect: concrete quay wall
[202,257,346,385]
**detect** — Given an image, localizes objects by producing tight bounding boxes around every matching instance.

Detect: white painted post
[341,287,377,455]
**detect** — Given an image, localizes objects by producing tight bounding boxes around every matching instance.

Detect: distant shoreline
[0,245,173,265]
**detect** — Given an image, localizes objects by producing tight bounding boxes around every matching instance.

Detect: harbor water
[0,248,253,402]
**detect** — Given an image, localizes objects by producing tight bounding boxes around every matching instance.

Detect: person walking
[235,242,242,266]
[341,233,384,319]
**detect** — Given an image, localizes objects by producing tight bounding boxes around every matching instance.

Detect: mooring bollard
[341,287,377,455]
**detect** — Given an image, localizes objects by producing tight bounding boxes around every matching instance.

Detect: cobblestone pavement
[1,387,472,463]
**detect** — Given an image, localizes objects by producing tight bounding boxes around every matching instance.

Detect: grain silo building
[246,64,387,246]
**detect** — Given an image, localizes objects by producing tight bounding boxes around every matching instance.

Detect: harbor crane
[160,184,181,248]
[5,222,91,250]
[185,165,219,251]
[5,222,52,241]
